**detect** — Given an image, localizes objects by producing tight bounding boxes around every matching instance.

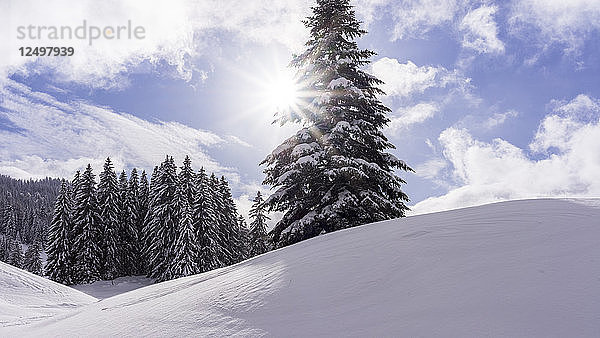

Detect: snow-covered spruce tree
[178,156,196,206]
[208,173,229,268]
[142,165,160,276]
[27,210,45,246]
[213,176,236,266]
[46,181,73,284]
[24,240,43,275]
[72,164,103,283]
[127,168,144,275]
[145,157,179,282]
[219,176,245,264]
[0,237,8,262]
[0,204,11,235]
[172,187,199,278]
[137,170,150,274]
[97,158,120,280]
[8,237,23,268]
[70,170,80,200]
[248,191,270,257]
[262,0,412,247]
[118,170,137,276]
[194,168,221,272]
[237,215,250,261]
[2,205,17,239]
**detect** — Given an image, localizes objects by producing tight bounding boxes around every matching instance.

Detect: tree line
[0,175,58,274]
[46,156,269,285]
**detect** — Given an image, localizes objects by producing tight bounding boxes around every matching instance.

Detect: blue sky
[1,0,599,216]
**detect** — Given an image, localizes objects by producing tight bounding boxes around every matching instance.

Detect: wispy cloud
[0,79,246,179]
[371,57,468,99]
[414,158,447,180]
[509,0,600,56]
[390,0,464,41]
[460,5,504,54]
[482,110,519,129]
[387,102,439,133]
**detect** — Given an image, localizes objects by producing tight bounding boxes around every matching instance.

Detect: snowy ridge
[0,261,96,328]
[5,198,600,336]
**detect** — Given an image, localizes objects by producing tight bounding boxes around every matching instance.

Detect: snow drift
[0,261,96,328]
[5,198,600,336]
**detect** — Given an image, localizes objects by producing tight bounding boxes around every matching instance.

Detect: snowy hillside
[0,261,96,328]
[5,198,600,336]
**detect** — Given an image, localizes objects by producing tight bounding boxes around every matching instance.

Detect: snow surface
[0,262,96,328]
[71,276,153,300]
[4,198,600,336]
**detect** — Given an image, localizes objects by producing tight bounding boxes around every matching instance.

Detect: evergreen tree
[97,158,120,280]
[145,157,178,282]
[8,237,23,269]
[118,170,136,276]
[248,191,269,257]
[237,215,250,261]
[178,156,196,206]
[70,170,81,200]
[262,0,412,247]
[142,165,160,276]
[2,205,17,239]
[72,164,102,283]
[46,181,73,284]
[128,168,144,275]
[24,240,43,275]
[137,170,150,275]
[219,176,240,265]
[0,237,8,262]
[210,175,230,267]
[0,203,11,235]
[193,169,221,272]
[172,188,199,278]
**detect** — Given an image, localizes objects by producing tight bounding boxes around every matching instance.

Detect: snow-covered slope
[7,198,600,336]
[71,276,153,300]
[0,261,96,328]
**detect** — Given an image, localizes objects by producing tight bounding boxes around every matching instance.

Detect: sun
[261,68,300,112]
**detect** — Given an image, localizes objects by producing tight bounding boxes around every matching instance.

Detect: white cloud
[0,79,246,179]
[390,0,463,41]
[387,102,439,133]
[460,5,505,54]
[551,94,600,120]
[371,57,467,98]
[531,95,600,153]
[483,110,518,129]
[412,95,600,214]
[414,158,447,180]
[352,0,391,27]
[0,0,310,88]
[509,0,600,55]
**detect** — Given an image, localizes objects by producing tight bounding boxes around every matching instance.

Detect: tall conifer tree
[248,191,269,257]
[98,158,120,279]
[172,187,199,278]
[24,240,43,275]
[8,237,23,269]
[146,157,178,282]
[194,169,220,272]
[72,164,102,283]
[118,170,136,276]
[262,0,412,247]
[46,181,73,284]
[128,168,144,275]
[137,170,150,274]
